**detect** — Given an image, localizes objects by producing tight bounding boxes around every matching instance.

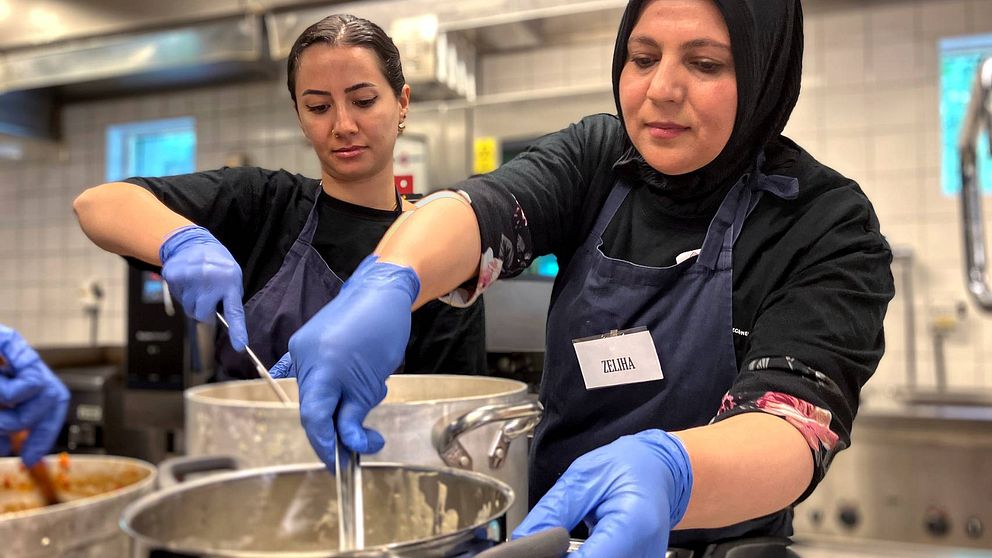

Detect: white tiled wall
[812,0,992,396]
[1,0,992,396]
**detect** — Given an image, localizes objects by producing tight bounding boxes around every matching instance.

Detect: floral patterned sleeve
[714,357,847,469]
[427,115,622,308]
[434,189,534,307]
[713,355,850,503]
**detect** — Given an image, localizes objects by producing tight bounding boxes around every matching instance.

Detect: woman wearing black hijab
[271,0,894,555]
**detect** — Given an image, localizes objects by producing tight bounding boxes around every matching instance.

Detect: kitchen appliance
[127,267,201,391]
[184,375,541,531]
[125,267,213,463]
[35,346,128,456]
[57,364,126,454]
[0,454,156,557]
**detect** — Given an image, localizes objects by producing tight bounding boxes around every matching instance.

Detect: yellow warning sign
[473,137,499,175]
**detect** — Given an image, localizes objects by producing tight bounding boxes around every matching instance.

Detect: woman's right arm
[75,170,262,350]
[376,195,481,307]
[73,182,193,265]
[378,114,618,308]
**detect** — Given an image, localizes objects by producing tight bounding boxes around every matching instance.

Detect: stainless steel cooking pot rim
[0,454,157,522]
[120,461,515,558]
[185,375,529,409]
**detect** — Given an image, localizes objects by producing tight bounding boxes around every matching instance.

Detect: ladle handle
[2,360,60,505]
[214,312,293,405]
[474,527,570,558]
[9,430,60,505]
[336,428,364,550]
[157,455,241,489]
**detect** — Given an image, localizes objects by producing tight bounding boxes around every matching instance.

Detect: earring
[398,122,406,134]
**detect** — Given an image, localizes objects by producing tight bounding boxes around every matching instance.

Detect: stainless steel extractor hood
[267,4,477,102]
[1,13,269,96]
[0,11,271,139]
[266,0,625,101]
[0,0,625,139]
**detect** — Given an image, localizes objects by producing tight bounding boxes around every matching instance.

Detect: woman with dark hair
[272,0,894,555]
[73,14,486,380]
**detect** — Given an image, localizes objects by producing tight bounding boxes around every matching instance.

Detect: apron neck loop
[590,180,634,240]
[753,173,799,200]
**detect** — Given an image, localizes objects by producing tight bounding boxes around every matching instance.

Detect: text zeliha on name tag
[573,329,664,390]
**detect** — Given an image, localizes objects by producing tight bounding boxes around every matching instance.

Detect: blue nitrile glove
[269,255,420,462]
[0,325,70,466]
[513,429,693,558]
[160,224,248,352]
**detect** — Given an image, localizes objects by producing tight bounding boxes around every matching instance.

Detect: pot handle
[157,455,241,489]
[432,400,543,470]
[474,527,570,558]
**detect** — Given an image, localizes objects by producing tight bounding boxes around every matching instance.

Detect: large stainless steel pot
[0,454,156,557]
[122,461,517,557]
[185,375,541,529]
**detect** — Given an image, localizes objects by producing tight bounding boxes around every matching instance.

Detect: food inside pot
[0,454,150,515]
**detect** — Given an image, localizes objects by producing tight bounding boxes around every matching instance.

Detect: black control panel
[126,267,197,390]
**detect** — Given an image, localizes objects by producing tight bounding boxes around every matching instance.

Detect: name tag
[572,327,664,390]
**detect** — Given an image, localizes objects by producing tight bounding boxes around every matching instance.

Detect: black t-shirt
[125,168,487,376]
[454,113,894,507]
[313,193,399,281]
[601,189,712,268]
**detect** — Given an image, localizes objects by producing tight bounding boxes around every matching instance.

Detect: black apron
[533,168,798,546]
[216,186,352,378]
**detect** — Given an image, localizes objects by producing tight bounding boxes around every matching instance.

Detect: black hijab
[611,0,804,210]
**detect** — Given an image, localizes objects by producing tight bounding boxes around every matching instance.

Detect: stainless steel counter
[858,391,992,424]
[793,394,992,551]
[795,538,992,558]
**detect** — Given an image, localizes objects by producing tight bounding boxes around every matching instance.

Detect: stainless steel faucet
[958,57,992,312]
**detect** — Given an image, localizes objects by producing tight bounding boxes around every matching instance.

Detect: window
[106,117,196,181]
[940,34,992,197]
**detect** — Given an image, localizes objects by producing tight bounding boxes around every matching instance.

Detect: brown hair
[287,14,405,103]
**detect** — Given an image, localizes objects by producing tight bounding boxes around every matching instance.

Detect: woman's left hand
[513,429,693,558]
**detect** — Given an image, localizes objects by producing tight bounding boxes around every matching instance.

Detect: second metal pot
[185,375,541,530]
[0,454,156,557]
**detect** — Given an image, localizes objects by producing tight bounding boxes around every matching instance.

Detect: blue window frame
[106,117,196,182]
